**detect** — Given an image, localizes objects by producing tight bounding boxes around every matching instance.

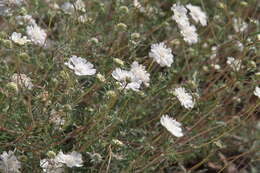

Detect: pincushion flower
[65,55,96,76]
[171,4,189,25]
[10,32,30,45]
[112,68,141,91]
[179,24,198,44]
[26,25,47,46]
[186,4,207,26]
[254,86,260,98]
[174,87,195,109]
[130,61,150,87]
[0,150,21,173]
[226,57,241,71]
[55,151,83,168]
[149,42,174,67]
[160,115,183,137]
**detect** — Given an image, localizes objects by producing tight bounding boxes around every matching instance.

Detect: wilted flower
[40,158,64,173]
[16,15,36,26]
[10,32,30,45]
[226,57,242,71]
[112,68,140,91]
[254,86,260,98]
[133,0,145,13]
[174,87,195,109]
[233,18,248,33]
[64,55,96,76]
[130,61,150,87]
[61,2,75,14]
[0,150,21,173]
[186,4,207,26]
[160,115,184,137]
[149,42,174,67]
[55,151,83,168]
[11,73,33,90]
[26,25,47,46]
[74,0,86,12]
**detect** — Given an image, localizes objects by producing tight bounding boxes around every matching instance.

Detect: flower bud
[119,6,129,14]
[131,32,140,40]
[96,73,106,82]
[113,58,124,66]
[115,23,127,31]
[6,82,18,92]
[90,37,99,44]
[106,90,117,98]
[47,151,56,158]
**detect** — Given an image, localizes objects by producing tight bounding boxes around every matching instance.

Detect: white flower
[112,68,141,91]
[0,150,21,173]
[130,61,150,87]
[179,24,198,44]
[65,55,96,76]
[55,151,83,168]
[26,25,47,46]
[10,32,30,45]
[61,2,75,14]
[233,18,248,33]
[40,159,64,173]
[11,73,33,90]
[171,4,189,26]
[160,115,183,137]
[149,42,174,67]
[254,86,260,98]
[186,4,207,26]
[226,57,241,71]
[171,3,199,44]
[174,87,195,109]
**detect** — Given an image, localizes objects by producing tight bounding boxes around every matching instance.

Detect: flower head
[112,68,141,91]
[179,24,198,44]
[160,115,183,137]
[186,4,207,26]
[174,87,195,109]
[171,4,189,25]
[55,151,83,168]
[130,61,150,87]
[149,42,174,67]
[11,73,33,90]
[254,86,260,98]
[26,25,47,46]
[10,32,30,45]
[65,55,96,76]
[0,150,21,173]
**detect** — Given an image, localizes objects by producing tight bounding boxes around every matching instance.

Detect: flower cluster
[112,61,150,91]
[40,151,83,172]
[171,3,207,44]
